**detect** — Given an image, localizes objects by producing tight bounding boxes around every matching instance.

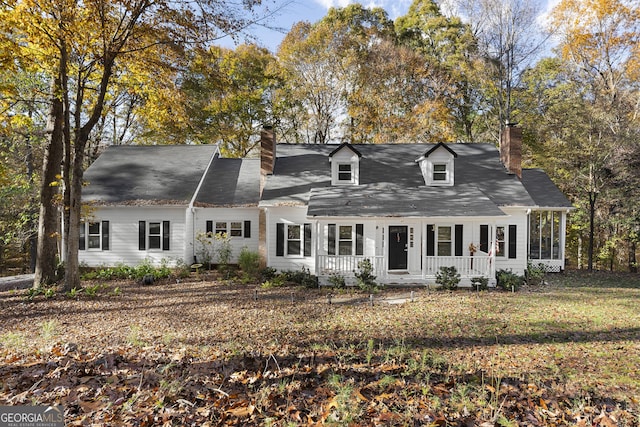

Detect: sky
[219,0,414,52]
[219,0,558,53]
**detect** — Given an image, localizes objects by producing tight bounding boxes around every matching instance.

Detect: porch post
[560,211,567,271]
[421,220,427,279]
[315,220,321,275]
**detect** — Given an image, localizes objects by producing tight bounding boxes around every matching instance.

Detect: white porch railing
[317,255,385,276]
[317,254,494,279]
[422,255,493,278]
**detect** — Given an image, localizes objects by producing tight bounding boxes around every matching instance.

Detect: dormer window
[433,164,448,181]
[416,142,457,187]
[329,143,362,186]
[338,163,353,182]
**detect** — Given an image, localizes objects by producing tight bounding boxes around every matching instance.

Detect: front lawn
[1,270,638,425]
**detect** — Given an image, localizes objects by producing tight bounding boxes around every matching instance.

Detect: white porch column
[184,207,195,265]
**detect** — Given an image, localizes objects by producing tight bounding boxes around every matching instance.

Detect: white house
[79,126,573,286]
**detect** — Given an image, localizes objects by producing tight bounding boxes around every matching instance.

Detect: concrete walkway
[0,274,34,292]
[328,292,419,305]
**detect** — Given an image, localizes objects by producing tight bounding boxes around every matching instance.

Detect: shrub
[281,266,318,288]
[496,269,524,291]
[328,272,346,289]
[260,267,278,282]
[436,266,460,290]
[238,247,261,281]
[470,276,489,291]
[195,231,214,268]
[354,259,378,291]
[525,263,546,286]
[261,275,286,289]
[173,259,192,279]
[214,232,232,271]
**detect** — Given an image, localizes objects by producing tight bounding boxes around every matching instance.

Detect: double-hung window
[495,226,506,257]
[206,220,252,238]
[426,224,463,256]
[79,221,109,251]
[437,226,452,256]
[480,224,517,259]
[215,221,227,235]
[287,224,302,255]
[139,221,170,251]
[276,223,312,257]
[327,224,364,256]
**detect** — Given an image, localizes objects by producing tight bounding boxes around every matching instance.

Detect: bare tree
[450,0,547,134]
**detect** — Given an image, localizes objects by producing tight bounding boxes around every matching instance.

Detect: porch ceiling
[307,184,507,218]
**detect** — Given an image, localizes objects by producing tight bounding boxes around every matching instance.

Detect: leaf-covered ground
[1,270,639,426]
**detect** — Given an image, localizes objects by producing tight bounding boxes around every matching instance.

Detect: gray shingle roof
[83,145,218,205]
[307,184,506,217]
[261,143,561,216]
[194,157,260,207]
[521,169,573,208]
[83,143,572,215]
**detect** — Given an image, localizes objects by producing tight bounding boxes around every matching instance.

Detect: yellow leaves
[550,0,639,72]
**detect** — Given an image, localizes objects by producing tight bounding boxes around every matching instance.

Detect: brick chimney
[500,124,522,178]
[260,125,276,194]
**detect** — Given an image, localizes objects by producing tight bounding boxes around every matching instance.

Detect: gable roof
[329,142,362,158]
[419,142,458,159]
[194,157,260,207]
[83,145,218,206]
[260,143,543,214]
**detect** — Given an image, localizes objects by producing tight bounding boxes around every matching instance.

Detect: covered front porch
[312,218,502,287]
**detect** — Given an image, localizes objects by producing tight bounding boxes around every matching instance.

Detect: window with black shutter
[162,221,170,250]
[276,223,284,256]
[304,223,312,257]
[508,225,517,259]
[356,224,364,256]
[455,224,463,256]
[480,225,489,253]
[102,221,109,250]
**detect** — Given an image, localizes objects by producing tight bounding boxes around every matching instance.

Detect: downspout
[187,145,220,264]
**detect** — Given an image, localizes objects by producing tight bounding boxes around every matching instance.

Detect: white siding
[266,206,315,272]
[79,206,187,267]
[494,208,529,275]
[191,208,260,264]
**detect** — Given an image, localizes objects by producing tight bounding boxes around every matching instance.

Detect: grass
[0,269,638,424]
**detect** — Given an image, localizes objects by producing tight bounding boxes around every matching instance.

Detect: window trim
[495,226,506,257]
[286,224,303,257]
[436,225,452,256]
[433,163,448,181]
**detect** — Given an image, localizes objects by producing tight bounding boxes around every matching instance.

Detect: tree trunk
[33,75,64,288]
[25,112,38,273]
[63,151,83,292]
[630,240,638,273]
[587,191,597,272]
[63,55,115,292]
